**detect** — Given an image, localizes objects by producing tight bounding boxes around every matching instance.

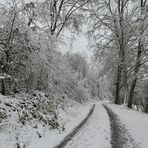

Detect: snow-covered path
[64,104,111,148]
[104,105,139,148]
[1,99,148,148]
[107,104,148,148]
[59,103,147,148]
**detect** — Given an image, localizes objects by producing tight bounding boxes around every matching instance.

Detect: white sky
[71,34,91,57]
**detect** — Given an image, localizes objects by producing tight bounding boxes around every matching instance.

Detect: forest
[0,0,148,148]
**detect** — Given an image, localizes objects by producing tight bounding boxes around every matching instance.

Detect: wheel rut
[104,105,139,148]
[54,104,95,148]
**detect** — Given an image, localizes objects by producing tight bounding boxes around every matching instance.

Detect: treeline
[0,0,94,103]
[1,0,147,113]
[87,0,148,113]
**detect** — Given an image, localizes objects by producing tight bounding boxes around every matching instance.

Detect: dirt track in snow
[104,105,139,148]
[55,103,140,148]
[54,104,95,148]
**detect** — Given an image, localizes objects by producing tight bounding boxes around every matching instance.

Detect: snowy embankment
[107,104,148,148]
[0,93,93,148]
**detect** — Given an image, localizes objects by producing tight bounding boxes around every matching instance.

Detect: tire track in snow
[104,105,139,148]
[54,104,95,148]
[63,104,111,148]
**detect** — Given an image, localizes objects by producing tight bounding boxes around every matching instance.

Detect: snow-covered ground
[1,94,148,148]
[28,103,92,148]
[107,103,148,148]
[64,103,111,148]
[0,93,93,148]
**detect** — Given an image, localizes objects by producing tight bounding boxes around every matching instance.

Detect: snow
[0,93,112,148]
[2,94,148,148]
[0,76,5,79]
[27,103,92,148]
[107,103,148,148]
[0,73,11,79]
[0,93,93,148]
[64,103,111,148]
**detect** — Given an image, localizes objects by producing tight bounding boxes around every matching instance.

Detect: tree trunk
[128,78,137,108]
[116,0,127,104]
[1,79,5,95]
[143,98,148,113]
[115,65,122,104]
[127,42,142,108]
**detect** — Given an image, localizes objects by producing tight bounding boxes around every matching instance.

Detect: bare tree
[87,0,131,103]
[33,0,90,37]
[128,0,148,108]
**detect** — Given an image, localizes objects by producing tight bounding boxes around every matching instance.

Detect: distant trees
[65,52,88,80]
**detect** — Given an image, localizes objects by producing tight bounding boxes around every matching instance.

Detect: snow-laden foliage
[0,92,59,147]
[0,92,91,148]
[0,92,58,127]
[0,0,89,102]
[0,1,92,147]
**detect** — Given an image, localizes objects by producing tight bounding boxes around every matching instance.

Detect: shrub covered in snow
[0,91,60,129]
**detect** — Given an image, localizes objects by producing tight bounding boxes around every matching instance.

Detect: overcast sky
[73,35,89,54]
